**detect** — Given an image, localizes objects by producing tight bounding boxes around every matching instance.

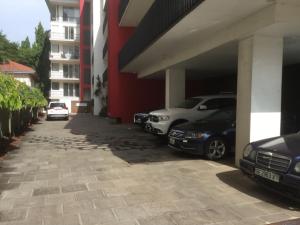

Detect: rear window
[49,103,66,108]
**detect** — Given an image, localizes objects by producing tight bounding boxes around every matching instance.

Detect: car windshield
[176,98,202,109]
[50,103,66,108]
[200,109,236,122]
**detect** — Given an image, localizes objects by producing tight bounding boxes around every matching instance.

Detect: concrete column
[235,35,283,166]
[165,68,185,108]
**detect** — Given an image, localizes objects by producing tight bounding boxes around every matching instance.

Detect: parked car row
[134,94,300,200]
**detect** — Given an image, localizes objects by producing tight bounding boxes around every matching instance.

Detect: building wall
[107,0,165,123]
[13,74,34,87]
[80,0,92,101]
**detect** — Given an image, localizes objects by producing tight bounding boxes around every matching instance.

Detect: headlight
[295,162,300,173]
[185,131,203,139]
[243,144,253,158]
[158,115,170,121]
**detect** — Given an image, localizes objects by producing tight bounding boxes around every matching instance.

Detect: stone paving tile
[33,186,60,196]
[27,204,63,219]
[94,196,127,209]
[0,115,298,225]
[113,206,149,221]
[61,184,88,193]
[43,214,81,225]
[0,208,28,223]
[138,216,176,225]
[13,196,45,208]
[80,208,116,225]
[63,200,95,215]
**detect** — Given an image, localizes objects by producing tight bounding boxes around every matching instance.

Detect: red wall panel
[107,0,165,123]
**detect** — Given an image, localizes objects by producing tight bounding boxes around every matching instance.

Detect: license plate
[169,138,175,145]
[135,119,141,123]
[255,168,280,183]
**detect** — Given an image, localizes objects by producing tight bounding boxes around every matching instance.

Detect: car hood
[253,133,300,157]
[173,120,234,133]
[150,108,189,116]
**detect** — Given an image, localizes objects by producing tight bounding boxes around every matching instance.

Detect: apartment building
[95,0,300,165]
[46,0,91,113]
[46,0,300,164]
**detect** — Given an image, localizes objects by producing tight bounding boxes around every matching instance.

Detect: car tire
[46,117,50,121]
[65,116,69,121]
[205,137,227,160]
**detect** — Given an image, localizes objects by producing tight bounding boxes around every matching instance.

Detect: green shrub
[0,73,47,110]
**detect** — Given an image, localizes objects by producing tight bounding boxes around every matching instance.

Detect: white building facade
[47,0,81,112]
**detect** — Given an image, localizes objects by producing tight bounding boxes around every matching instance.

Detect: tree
[0,32,19,63]
[36,31,50,98]
[21,37,30,49]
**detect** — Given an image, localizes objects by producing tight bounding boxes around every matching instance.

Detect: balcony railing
[63,16,80,23]
[119,0,129,22]
[50,53,79,60]
[119,0,204,70]
[103,40,108,59]
[50,32,80,41]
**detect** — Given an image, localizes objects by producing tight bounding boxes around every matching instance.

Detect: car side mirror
[198,105,207,110]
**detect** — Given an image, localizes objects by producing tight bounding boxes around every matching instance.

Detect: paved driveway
[0,114,299,225]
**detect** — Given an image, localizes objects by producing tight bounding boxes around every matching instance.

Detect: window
[75,84,80,97]
[203,98,236,110]
[51,5,59,21]
[52,82,59,90]
[51,63,59,72]
[63,45,79,59]
[63,83,79,97]
[84,68,91,85]
[176,98,202,109]
[51,44,59,53]
[63,7,79,22]
[84,49,91,64]
[63,64,80,78]
[64,27,75,40]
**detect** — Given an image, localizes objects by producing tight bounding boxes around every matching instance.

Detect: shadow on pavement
[64,114,236,166]
[217,169,300,209]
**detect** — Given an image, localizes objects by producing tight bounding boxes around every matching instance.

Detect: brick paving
[0,114,299,225]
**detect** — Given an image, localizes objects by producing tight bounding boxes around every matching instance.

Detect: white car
[46,102,69,120]
[145,95,236,135]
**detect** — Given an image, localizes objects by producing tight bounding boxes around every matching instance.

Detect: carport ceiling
[166,37,300,78]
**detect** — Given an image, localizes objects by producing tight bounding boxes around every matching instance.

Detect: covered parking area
[121,0,300,166]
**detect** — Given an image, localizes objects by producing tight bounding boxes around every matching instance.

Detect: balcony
[50,52,80,62]
[119,0,154,27]
[50,32,80,42]
[50,71,80,80]
[119,0,204,70]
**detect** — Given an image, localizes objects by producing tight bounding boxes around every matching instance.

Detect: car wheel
[205,137,227,160]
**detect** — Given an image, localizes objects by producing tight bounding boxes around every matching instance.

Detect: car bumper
[145,121,169,135]
[240,159,300,198]
[168,137,205,155]
[47,114,69,118]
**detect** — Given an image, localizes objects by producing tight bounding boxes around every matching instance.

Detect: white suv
[145,95,236,135]
[46,102,69,121]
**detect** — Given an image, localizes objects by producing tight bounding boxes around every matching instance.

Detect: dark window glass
[75,84,80,97]
[84,31,90,45]
[49,103,66,108]
[52,82,59,90]
[69,83,74,96]
[63,65,69,78]
[83,2,90,25]
[176,98,202,109]
[205,109,236,121]
[219,98,236,108]
[203,99,221,110]
[84,49,91,64]
[63,83,68,96]
[84,68,91,85]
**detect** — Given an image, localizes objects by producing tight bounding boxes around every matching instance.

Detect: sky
[0,0,50,45]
